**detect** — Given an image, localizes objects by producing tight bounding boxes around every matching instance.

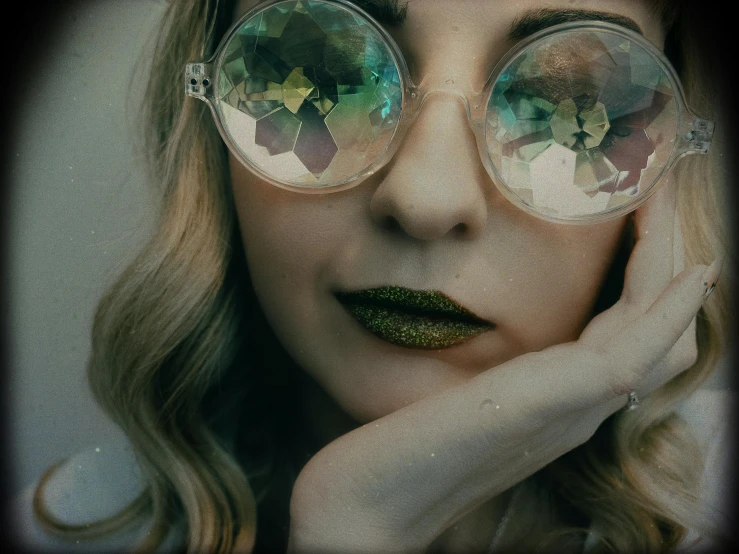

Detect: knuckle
[608,373,639,398]
[580,347,642,400]
[606,360,646,398]
[620,293,653,315]
[582,344,609,367]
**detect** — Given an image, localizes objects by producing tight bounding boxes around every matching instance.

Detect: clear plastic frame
[185,0,714,224]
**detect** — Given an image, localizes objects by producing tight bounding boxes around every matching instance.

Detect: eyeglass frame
[185,0,714,225]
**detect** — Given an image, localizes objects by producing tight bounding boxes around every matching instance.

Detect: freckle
[281,273,287,279]
[327,204,333,208]
[455,274,460,279]
[451,25,459,31]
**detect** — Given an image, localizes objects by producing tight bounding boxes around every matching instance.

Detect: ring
[626,391,639,411]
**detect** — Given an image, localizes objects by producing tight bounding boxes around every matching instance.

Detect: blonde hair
[33,0,733,552]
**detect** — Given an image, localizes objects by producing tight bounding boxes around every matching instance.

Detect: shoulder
[11,431,184,552]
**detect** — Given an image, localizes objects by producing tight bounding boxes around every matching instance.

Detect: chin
[299,340,490,424]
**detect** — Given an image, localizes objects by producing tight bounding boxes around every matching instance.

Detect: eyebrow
[346,0,408,26]
[508,8,643,40]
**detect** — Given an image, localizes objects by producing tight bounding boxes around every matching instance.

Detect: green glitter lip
[335,287,494,350]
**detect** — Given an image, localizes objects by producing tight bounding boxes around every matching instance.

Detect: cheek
[233,171,319,288]
[229,156,354,337]
[237,187,329,277]
[503,220,626,347]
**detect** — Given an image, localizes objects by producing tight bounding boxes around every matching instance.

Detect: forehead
[232,0,664,50]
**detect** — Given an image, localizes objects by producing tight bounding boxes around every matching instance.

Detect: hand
[287,183,719,553]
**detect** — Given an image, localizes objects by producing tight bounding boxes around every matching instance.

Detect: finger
[599,259,718,398]
[620,181,677,307]
[641,321,698,395]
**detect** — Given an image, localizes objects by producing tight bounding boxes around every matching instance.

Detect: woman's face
[231,0,665,422]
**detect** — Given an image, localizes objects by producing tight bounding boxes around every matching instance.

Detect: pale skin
[228,0,719,550]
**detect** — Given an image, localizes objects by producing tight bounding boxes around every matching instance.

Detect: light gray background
[8,0,166,494]
[7,0,732,497]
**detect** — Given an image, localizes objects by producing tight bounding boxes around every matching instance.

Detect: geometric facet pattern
[217,0,402,186]
[486,30,677,218]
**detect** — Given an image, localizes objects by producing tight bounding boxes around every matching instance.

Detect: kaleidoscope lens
[215,0,403,188]
[485,28,679,221]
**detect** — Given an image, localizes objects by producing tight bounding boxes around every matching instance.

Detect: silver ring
[626,391,639,411]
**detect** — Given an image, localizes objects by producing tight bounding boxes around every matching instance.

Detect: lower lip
[339,303,493,349]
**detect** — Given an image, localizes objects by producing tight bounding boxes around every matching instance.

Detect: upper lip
[334,286,494,327]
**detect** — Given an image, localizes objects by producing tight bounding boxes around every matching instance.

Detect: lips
[335,286,494,349]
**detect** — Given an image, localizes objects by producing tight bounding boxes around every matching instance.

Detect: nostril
[379,215,403,232]
[452,222,468,235]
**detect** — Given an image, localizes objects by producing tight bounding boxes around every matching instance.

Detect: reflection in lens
[217,0,402,188]
[486,30,677,220]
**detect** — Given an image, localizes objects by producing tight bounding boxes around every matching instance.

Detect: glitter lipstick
[335,286,494,349]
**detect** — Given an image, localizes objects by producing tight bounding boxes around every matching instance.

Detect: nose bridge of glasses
[409,80,486,129]
[419,89,469,118]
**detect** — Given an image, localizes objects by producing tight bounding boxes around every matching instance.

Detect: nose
[369,94,489,241]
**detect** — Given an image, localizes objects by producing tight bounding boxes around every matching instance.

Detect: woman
[16,0,733,551]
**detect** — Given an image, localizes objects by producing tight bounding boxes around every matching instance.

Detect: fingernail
[701,257,724,298]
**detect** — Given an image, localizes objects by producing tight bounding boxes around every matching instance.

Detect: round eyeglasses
[185,0,714,224]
